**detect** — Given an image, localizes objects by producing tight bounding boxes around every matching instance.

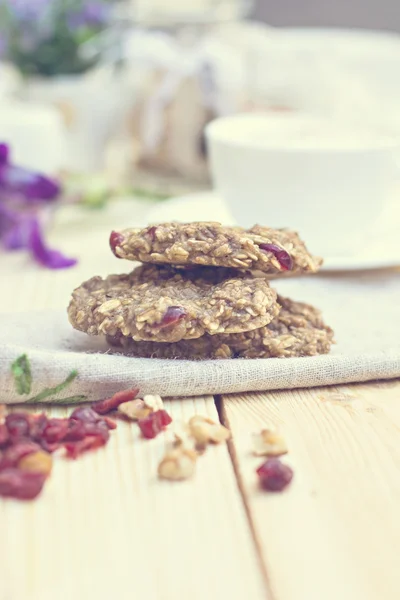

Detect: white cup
[206,113,398,257]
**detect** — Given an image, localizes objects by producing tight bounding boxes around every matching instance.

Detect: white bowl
[206,113,399,257]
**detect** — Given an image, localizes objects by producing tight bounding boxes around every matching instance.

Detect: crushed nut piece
[118,394,163,421]
[158,447,197,481]
[18,450,53,477]
[118,398,152,421]
[252,429,288,457]
[142,394,163,410]
[172,424,205,454]
[188,415,231,445]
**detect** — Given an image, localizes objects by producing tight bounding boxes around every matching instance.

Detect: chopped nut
[172,424,205,454]
[188,415,231,445]
[252,429,288,457]
[118,398,153,421]
[142,394,163,411]
[117,394,163,421]
[158,447,197,481]
[18,450,53,477]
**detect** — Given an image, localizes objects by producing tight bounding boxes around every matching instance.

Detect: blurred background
[0,0,400,267]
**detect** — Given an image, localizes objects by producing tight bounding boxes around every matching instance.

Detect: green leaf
[28,370,79,404]
[25,395,87,406]
[11,354,32,395]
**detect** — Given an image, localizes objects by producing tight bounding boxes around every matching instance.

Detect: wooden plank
[0,199,269,599]
[0,398,268,600]
[221,382,400,600]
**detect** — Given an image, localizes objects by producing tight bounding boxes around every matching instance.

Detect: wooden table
[1,200,399,600]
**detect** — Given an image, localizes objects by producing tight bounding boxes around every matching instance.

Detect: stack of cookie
[68,222,334,360]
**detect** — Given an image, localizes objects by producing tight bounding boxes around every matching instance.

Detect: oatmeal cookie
[68,264,279,343]
[106,296,334,359]
[109,222,321,274]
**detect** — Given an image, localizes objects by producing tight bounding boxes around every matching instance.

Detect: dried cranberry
[63,420,87,442]
[43,418,70,443]
[29,413,48,441]
[0,424,9,449]
[82,421,110,443]
[40,441,62,453]
[157,410,173,427]
[0,468,46,500]
[0,441,41,470]
[147,226,157,240]
[158,306,187,329]
[259,243,293,271]
[65,435,106,459]
[256,458,294,492]
[70,407,100,423]
[103,417,117,430]
[138,409,172,439]
[5,413,30,438]
[92,388,139,415]
[109,231,124,257]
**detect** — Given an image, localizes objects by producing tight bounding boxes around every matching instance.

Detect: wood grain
[222,382,400,600]
[0,399,267,600]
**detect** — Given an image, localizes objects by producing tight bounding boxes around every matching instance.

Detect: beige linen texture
[0,271,399,403]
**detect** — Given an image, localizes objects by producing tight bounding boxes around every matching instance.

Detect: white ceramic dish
[146,190,400,272]
[205,113,399,258]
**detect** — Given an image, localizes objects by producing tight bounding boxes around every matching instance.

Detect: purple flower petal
[0,143,61,201]
[2,220,28,250]
[0,164,61,201]
[0,143,9,166]
[28,219,77,269]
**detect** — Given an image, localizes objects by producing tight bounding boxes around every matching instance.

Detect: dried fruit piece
[92,388,139,415]
[256,458,294,492]
[18,450,53,477]
[29,413,48,440]
[83,421,110,443]
[40,441,62,454]
[103,417,117,430]
[188,416,231,446]
[147,226,157,240]
[109,231,124,256]
[259,243,293,271]
[0,441,41,470]
[158,306,187,329]
[0,469,46,500]
[5,413,30,438]
[138,410,172,439]
[43,418,70,443]
[118,394,163,421]
[158,447,197,481]
[63,420,87,442]
[0,424,9,449]
[65,435,106,459]
[70,406,100,423]
[252,429,288,457]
